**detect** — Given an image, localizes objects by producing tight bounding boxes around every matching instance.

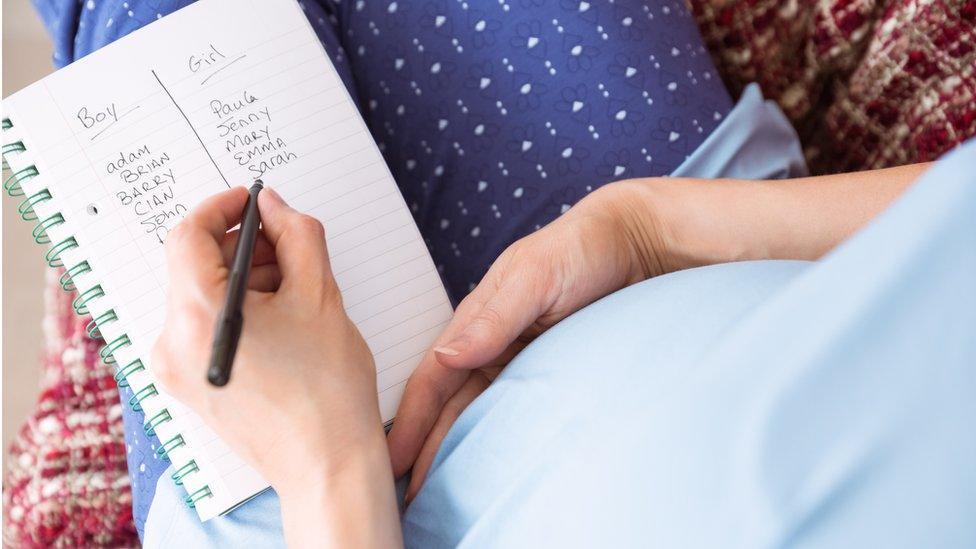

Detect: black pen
[207,180,263,387]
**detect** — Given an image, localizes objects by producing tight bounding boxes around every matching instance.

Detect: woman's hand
[152,187,400,548]
[387,181,669,502]
[388,164,927,502]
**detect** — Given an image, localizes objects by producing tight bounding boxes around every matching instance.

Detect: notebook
[1,0,452,521]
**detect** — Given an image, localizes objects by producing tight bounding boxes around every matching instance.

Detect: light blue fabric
[144,138,976,546]
[672,84,808,180]
[406,139,976,548]
[144,82,808,547]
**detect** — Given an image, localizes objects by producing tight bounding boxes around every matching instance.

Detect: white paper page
[2,0,451,521]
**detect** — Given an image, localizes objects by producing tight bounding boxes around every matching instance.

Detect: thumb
[257,187,334,296]
[434,265,548,370]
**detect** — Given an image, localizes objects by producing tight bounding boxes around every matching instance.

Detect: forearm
[616,163,930,274]
[278,433,402,548]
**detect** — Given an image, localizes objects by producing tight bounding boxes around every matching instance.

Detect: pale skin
[153,163,928,547]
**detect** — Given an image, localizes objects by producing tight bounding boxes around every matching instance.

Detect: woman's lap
[133,120,975,548]
[146,141,976,547]
[405,141,976,547]
[146,259,812,547]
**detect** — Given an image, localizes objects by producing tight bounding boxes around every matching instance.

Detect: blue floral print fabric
[33,0,733,538]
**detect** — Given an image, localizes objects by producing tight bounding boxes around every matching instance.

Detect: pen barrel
[208,312,243,387]
[227,182,263,298]
[208,181,263,387]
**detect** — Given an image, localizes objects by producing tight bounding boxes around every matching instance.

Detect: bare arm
[620,163,932,276]
[278,439,400,548]
[389,163,931,499]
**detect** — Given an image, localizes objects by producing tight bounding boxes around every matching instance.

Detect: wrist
[278,430,400,548]
[600,177,780,276]
[598,178,727,276]
[610,165,923,273]
[276,421,388,503]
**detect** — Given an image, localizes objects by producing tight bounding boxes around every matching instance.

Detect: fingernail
[433,346,459,357]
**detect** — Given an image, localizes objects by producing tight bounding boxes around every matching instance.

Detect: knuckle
[185,303,211,331]
[164,221,191,250]
[150,340,179,389]
[472,303,505,331]
[292,214,326,239]
[442,398,468,419]
[317,279,344,310]
[413,367,452,405]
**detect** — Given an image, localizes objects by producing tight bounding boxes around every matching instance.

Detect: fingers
[248,264,282,292]
[404,371,492,505]
[433,256,549,370]
[220,229,277,267]
[165,187,250,301]
[257,187,334,296]
[387,361,470,478]
[388,244,550,477]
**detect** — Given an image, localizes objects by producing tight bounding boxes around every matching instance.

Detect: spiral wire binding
[1,117,213,510]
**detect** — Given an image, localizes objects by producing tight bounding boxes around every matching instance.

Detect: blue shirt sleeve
[32,0,197,67]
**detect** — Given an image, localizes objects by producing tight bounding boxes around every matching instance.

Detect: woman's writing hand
[152,187,400,547]
[387,181,676,502]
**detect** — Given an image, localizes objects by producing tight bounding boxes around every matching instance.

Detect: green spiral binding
[171,460,200,486]
[72,283,104,315]
[144,408,172,437]
[1,119,15,171]
[114,358,145,388]
[4,165,36,196]
[86,308,116,339]
[129,383,158,412]
[46,236,79,268]
[156,434,186,460]
[3,116,214,512]
[2,141,25,156]
[61,260,92,292]
[185,486,213,509]
[18,188,51,221]
[99,333,130,365]
[32,212,64,244]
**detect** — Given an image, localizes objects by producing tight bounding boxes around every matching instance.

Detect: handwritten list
[2,0,452,521]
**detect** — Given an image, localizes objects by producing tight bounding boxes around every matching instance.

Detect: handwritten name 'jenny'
[217,106,271,137]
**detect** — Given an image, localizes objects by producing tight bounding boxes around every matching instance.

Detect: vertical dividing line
[151,69,230,188]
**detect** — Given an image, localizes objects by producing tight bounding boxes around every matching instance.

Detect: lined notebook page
[3,0,452,520]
